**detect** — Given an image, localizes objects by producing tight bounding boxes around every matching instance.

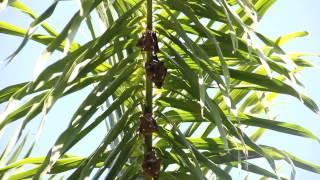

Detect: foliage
[0,0,319,179]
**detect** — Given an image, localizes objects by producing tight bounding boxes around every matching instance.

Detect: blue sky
[0,0,320,179]
[256,1,320,179]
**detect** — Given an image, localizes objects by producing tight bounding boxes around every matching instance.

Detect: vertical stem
[145,59,153,153]
[147,0,153,30]
[144,0,153,179]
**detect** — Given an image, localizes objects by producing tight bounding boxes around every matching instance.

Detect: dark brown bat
[145,55,167,88]
[139,113,158,135]
[142,148,161,180]
[137,30,160,53]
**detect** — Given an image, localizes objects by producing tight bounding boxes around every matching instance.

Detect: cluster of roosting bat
[136,29,166,179]
[137,29,167,89]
